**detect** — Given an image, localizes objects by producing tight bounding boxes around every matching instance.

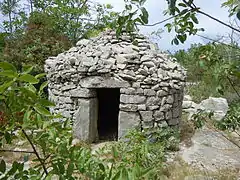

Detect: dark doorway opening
[97,88,120,141]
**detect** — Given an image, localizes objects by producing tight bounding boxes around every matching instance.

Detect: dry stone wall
[45,30,186,141]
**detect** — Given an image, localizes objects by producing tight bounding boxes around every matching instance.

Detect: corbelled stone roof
[45,30,186,89]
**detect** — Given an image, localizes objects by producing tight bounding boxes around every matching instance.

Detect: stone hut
[45,30,186,142]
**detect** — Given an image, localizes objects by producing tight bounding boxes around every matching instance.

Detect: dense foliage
[0,0,118,70]
[174,43,240,102]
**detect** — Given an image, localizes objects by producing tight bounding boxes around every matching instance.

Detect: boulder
[199,97,228,121]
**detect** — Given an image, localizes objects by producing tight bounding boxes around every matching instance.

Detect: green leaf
[58,161,65,174]
[4,132,11,144]
[22,65,33,74]
[28,84,37,93]
[199,60,205,68]
[191,14,199,24]
[0,70,18,78]
[38,99,55,107]
[7,161,19,176]
[173,38,179,45]
[39,81,48,93]
[120,168,129,180]
[165,23,172,32]
[0,62,17,72]
[178,2,187,7]
[180,9,188,15]
[0,160,6,173]
[23,110,33,124]
[177,34,187,43]
[18,74,39,84]
[34,104,51,116]
[66,162,74,176]
[237,10,240,20]
[216,85,224,95]
[112,146,118,158]
[0,81,14,93]
[140,7,149,24]
[112,170,121,180]
[99,163,105,172]
[35,73,46,79]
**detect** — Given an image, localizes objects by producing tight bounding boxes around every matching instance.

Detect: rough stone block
[118,111,141,138]
[73,98,98,142]
[69,88,96,98]
[166,95,174,104]
[138,104,146,110]
[167,118,179,126]
[144,89,156,96]
[153,111,165,120]
[120,104,138,112]
[140,111,153,122]
[165,111,173,120]
[146,97,161,106]
[142,121,154,129]
[156,90,168,97]
[79,76,130,88]
[148,105,159,111]
[120,94,146,104]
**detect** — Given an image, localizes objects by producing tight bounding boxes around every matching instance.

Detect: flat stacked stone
[45,30,186,141]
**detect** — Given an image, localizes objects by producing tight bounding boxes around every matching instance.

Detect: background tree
[0,0,118,70]
[3,12,72,70]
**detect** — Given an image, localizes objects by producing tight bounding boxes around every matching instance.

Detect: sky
[0,0,236,52]
[96,0,235,52]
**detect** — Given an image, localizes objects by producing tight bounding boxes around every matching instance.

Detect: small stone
[167,118,179,125]
[160,104,172,112]
[157,121,168,128]
[138,68,149,76]
[119,73,136,81]
[140,55,152,62]
[120,88,136,94]
[142,61,155,68]
[157,90,168,97]
[182,101,193,109]
[165,111,173,120]
[148,106,159,110]
[153,111,165,120]
[152,84,160,91]
[122,53,139,60]
[116,55,128,64]
[159,82,169,87]
[139,111,153,122]
[132,82,141,88]
[142,121,154,129]
[138,104,146,110]
[76,39,90,46]
[144,89,156,96]
[173,108,181,118]
[61,84,76,91]
[117,63,126,69]
[120,95,146,104]
[166,95,174,104]
[136,75,146,80]
[120,104,138,112]
[146,97,161,106]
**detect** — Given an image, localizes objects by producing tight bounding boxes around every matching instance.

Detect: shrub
[174,43,240,102]
[216,101,240,131]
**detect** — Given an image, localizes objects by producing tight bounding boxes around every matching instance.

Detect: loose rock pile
[182,96,229,121]
[45,30,186,141]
